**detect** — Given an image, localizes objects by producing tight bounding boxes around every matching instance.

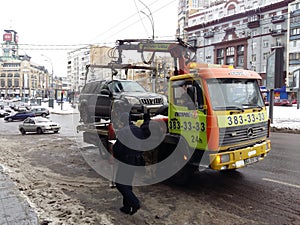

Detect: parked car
[3,105,12,113]
[4,111,35,122]
[19,117,61,135]
[292,99,297,104]
[0,109,10,117]
[79,79,168,123]
[274,99,293,107]
[30,107,50,117]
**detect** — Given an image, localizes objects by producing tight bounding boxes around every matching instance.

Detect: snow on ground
[267,105,300,131]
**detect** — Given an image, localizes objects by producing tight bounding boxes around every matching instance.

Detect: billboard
[3,33,12,41]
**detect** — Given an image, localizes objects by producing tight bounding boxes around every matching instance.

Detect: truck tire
[168,165,194,186]
[157,139,195,186]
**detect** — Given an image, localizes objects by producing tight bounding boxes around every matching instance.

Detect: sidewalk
[0,166,38,225]
[46,102,79,115]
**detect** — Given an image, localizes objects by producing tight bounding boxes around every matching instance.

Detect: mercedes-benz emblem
[247,127,254,137]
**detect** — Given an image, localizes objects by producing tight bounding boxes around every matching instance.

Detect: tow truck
[77,38,271,184]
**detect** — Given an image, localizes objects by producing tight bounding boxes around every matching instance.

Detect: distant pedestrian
[113,112,145,215]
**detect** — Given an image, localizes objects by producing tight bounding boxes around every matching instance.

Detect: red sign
[3,33,12,41]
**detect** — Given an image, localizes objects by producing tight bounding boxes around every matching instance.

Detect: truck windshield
[206,78,264,110]
[110,80,147,93]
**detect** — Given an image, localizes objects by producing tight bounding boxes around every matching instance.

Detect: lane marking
[262,178,300,189]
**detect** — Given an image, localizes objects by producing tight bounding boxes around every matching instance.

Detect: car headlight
[126,96,140,105]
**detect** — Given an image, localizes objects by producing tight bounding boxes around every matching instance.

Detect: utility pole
[42,54,54,108]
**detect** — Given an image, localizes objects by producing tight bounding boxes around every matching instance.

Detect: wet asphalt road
[0,114,299,224]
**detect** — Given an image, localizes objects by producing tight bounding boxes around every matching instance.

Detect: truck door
[169,79,207,150]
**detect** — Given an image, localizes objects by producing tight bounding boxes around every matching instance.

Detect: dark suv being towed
[79,79,168,123]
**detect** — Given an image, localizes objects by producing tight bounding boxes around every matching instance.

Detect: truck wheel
[168,165,194,186]
[157,139,195,186]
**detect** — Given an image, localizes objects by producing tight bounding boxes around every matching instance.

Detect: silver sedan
[19,117,61,135]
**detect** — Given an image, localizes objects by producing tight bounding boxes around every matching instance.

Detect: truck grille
[219,121,268,147]
[140,98,163,105]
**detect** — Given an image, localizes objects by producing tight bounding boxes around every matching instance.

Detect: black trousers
[115,163,140,209]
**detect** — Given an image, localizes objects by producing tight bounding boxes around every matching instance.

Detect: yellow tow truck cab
[166,63,271,171]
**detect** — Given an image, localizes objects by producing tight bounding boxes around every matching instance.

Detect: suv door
[95,81,112,119]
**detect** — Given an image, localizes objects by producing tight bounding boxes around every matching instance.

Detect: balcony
[247,20,260,29]
[271,15,285,23]
[270,29,286,36]
[204,31,214,38]
[271,43,284,50]
[289,59,300,65]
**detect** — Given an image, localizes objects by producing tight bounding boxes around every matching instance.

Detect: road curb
[270,127,300,134]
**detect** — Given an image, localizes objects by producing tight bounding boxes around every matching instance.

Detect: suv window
[108,80,146,93]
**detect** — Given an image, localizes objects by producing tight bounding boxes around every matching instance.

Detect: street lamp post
[139,0,155,40]
[41,54,54,108]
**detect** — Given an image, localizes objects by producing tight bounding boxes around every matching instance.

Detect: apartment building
[66,45,111,94]
[0,30,50,99]
[183,0,294,88]
[287,0,300,90]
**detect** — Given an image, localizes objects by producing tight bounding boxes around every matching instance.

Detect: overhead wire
[17,0,178,51]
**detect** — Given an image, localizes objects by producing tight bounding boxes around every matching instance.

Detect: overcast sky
[0,0,178,77]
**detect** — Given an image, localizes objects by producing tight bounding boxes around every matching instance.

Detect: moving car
[30,107,50,117]
[0,109,10,117]
[19,117,61,135]
[4,111,35,122]
[274,99,293,107]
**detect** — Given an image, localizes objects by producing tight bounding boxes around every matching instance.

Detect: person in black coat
[113,112,145,215]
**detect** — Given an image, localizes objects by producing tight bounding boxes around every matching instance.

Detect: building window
[252,54,257,62]
[7,79,12,87]
[263,40,269,48]
[1,73,5,77]
[237,56,244,67]
[275,37,282,46]
[14,79,19,87]
[289,52,300,60]
[217,58,224,65]
[217,49,224,58]
[263,52,270,60]
[293,41,297,48]
[226,47,234,56]
[291,28,300,36]
[1,79,5,87]
[237,45,244,55]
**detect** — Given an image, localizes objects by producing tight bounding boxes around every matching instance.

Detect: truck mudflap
[209,140,271,170]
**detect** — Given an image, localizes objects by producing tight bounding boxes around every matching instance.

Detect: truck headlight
[216,154,230,164]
